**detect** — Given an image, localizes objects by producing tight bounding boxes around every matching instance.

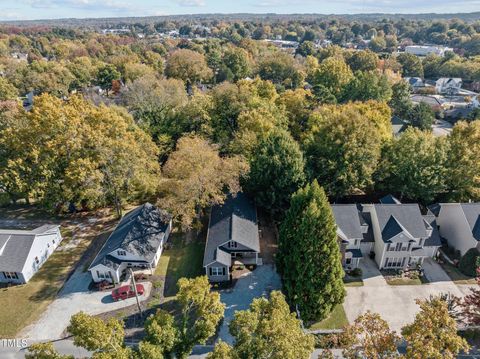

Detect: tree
[67,312,133,358]
[304,102,389,198]
[312,56,353,99]
[257,52,304,89]
[347,50,379,72]
[0,77,18,100]
[25,343,73,359]
[143,309,177,355]
[375,128,448,203]
[222,47,251,81]
[220,291,314,359]
[397,53,424,77]
[342,311,399,359]
[459,248,480,277]
[409,102,435,130]
[341,71,392,103]
[402,298,470,359]
[96,64,121,95]
[446,121,480,201]
[137,341,165,359]
[244,129,305,214]
[296,41,316,57]
[277,181,345,322]
[161,135,248,229]
[277,88,315,140]
[175,276,225,359]
[165,49,213,87]
[389,80,413,119]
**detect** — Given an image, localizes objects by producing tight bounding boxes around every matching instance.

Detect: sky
[0,0,479,21]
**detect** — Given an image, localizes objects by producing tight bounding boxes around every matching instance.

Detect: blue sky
[0,0,479,21]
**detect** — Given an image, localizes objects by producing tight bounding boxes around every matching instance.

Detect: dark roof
[0,225,60,272]
[89,203,171,270]
[374,204,427,243]
[380,194,402,204]
[203,193,259,267]
[461,204,480,241]
[360,212,374,243]
[423,215,442,247]
[346,248,363,258]
[331,204,364,240]
[427,203,441,217]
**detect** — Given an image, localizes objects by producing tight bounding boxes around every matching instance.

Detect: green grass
[308,304,349,330]
[344,277,364,287]
[440,262,477,284]
[155,232,205,298]
[385,276,428,286]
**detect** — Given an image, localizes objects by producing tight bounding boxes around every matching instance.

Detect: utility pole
[129,268,143,318]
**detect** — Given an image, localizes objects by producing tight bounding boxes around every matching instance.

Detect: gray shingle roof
[423,215,442,247]
[0,225,60,272]
[89,203,172,270]
[203,193,259,267]
[379,194,402,204]
[331,205,364,240]
[461,204,480,241]
[374,204,427,243]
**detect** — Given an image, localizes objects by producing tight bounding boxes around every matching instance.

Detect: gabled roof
[0,224,60,272]
[379,194,402,204]
[89,203,172,270]
[331,204,364,241]
[423,215,442,247]
[430,203,480,242]
[203,193,259,267]
[374,204,428,243]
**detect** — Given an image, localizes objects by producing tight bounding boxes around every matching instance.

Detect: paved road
[344,257,476,333]
[217,264,281,344]
[20,269,151,341]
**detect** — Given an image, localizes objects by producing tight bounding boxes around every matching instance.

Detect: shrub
[459,248,480,277]
[350,268,362,277]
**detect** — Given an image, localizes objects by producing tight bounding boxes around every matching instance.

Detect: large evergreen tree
[277,180,345,322]
[244,129,305,214]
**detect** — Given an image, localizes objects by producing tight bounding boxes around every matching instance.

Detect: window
[117,250,127,256]
[385,257,404,268]
[3,272,18,279]
[395,243,402,251]
[96,271,106,279]
[53,239,56,244]
[210,267,225,276]
[418,239,424,247]
[345,258,352,265]
[34,256,39,265]
[228,241,237,248]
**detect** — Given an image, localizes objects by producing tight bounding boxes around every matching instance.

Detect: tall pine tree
[277,180,345,322]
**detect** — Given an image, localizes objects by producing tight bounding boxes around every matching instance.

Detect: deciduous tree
[165,49,213,87]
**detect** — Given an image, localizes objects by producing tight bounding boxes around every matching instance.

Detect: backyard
[0,206,118,338]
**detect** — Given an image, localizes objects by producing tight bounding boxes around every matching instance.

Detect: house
[405,77,424,89]
[436,78,463,95]
[405,45,453,57]
[331,205,370,269]
[429,203,480,256]
[203,193,260,283]
[88,203,172,284]
[0,225,62,284]
[362,197,441,269]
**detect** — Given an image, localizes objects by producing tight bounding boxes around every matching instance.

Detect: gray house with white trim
[204,193,260,283]
[0,224,62,284]
[88,203,172,284]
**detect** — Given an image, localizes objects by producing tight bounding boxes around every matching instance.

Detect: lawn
[308,304,349,330]
[155,231,206,298]
[0,209,117,338]
[440,262,477,285]
[385,277,426,285]
[344,277,364,287]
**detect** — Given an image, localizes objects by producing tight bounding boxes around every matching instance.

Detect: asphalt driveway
[344,257,475,333]
[20,269,151,341]
[217,264,281,344]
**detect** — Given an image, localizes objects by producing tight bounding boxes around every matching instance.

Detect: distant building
[0,225,62,284]
[405,45,453,57]
[404,77,424,89]
[436,78,463,95]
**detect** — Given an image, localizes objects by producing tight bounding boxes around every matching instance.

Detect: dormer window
[228,241,237,248]
[117,250,127,256]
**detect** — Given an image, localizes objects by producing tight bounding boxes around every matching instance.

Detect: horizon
[1,0,480,22]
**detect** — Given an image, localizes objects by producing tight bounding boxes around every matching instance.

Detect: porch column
[255,252,258,264]
[149,263,153,275]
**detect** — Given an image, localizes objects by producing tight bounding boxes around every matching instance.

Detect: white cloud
[174,0,206,7]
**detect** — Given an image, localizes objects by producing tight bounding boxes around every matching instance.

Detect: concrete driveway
[422,258,451,283]
[344,257,475,333]
[20,269,151,341]
[217,264,281,344]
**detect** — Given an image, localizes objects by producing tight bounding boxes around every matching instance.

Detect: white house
[0,224,62,284]
[88,203,172,284]
[429,203,480,256]
[405,45,453,57]
[436,78,463,95]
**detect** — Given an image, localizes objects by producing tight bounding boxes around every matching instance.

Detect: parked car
[111,284,145,301]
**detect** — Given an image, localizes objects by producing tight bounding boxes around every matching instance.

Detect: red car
[111,284,145,301]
